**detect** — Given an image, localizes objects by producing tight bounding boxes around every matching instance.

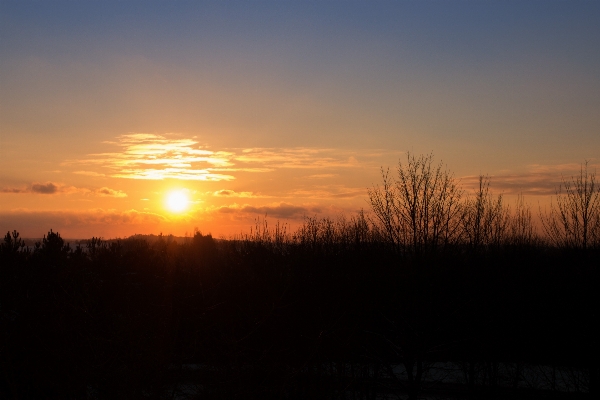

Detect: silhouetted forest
[1,154,599,399]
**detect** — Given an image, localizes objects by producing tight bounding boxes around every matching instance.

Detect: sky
[1,1,599,238]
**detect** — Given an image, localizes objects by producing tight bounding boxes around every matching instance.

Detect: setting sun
[166,191,189,213]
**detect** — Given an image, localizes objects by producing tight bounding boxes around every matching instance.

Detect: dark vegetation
[1,154,599,399]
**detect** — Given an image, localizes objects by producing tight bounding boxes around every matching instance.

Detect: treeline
[367,153,600,252]
[1,154,599,399]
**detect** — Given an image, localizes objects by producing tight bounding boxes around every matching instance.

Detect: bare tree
[508,194,537,247]
[540,161,600,250]
[461,176,510,250]
[368,167,405,252]
[368,153,463,255]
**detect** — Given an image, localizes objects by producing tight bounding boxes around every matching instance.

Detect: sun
[166,190,189,213]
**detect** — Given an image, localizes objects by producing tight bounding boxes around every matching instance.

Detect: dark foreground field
[1,225,598,399]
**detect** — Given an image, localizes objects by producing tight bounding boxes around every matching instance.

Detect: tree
[541,161,600,250]
[368,153,464,399]
[1,230,26,255]
[508,194,537,247]
[368,152,463,255]
[461,176,510,250]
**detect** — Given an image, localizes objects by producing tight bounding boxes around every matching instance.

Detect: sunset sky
[1,1,599,238]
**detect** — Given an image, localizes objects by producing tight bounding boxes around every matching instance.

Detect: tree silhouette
[541,161,600,250]
[1,230,27,255]
[368,152,463,255]
[508,193,537,247]
[461,175,510,250]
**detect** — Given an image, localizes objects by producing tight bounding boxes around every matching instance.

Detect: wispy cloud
[211,189,262,198]
[96,187,127,198]
[235,148,361,169]
[1,182,127,197]
[70,133,235,181]
[73,171,106,177]
[306,174,337,179]
[461,162,600,196]
[209,167,275,173]
[215,202,321,219]
[289,185,366,199]
[1,187,28,194]
[70,133,403,181]
[1,182,65,195]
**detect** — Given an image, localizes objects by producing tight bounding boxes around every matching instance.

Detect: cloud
[112,168,234,181]
[69,133,404,181]
[0,182,127,197]
[234,148,362,169]
[1,187,28,194]
[289,185,366,199]
[216,202,321,219]
[461,174,559,196]
[460,162,600,196]
[306,174,337,179]
[213,189,238,197]
[209,167,275,173]
[73,170,106,177]
[31,182,58,194]
[211,189,263,198]
[70,133,235,181]
[210,186,364,200]
[96,187,128,198]
[1,182,70,195]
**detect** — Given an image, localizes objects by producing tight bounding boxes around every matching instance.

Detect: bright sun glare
[166,191,189,213]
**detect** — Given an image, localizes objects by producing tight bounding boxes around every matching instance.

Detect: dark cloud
[459,162,600,196]
[96,187,127,197]
[1,187,28,193]
[212,189,257,198]
[31,182,59,194]
[1,183,127,197]
[217,203,321,219]
[461,174,561,196]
